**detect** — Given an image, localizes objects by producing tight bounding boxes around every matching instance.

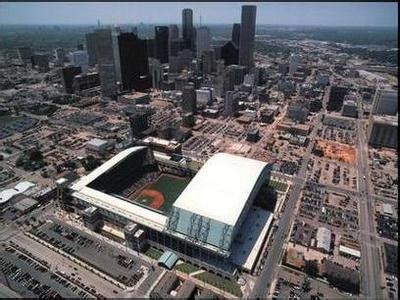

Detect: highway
[355,98,382,299]
[250,84,330,298]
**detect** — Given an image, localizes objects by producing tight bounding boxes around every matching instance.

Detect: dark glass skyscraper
[85,32,97,66]
[232,23,241,46]
[239,5,257,69]
[182,8,194,50]
[118,33,151,92]
[155,26,169,64]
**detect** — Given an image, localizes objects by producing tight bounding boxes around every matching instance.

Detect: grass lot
[175,262,199,274]
[137,174,190,213]
[144,247,163,260]
[269,180,289,193]
[194,271,243,297]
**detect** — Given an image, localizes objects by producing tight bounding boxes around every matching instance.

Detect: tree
[29,149,43,161]
[304,260,319,277]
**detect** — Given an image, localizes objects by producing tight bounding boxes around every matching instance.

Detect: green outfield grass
[136,174,190,213]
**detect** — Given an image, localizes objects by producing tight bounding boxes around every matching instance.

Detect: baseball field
[136,174,190,213]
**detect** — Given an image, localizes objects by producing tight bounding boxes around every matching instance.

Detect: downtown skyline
[0,2,398,27]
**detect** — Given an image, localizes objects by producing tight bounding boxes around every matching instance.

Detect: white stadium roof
[173,153,268,226]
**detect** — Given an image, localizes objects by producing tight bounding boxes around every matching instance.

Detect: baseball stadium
[70,146,275,278]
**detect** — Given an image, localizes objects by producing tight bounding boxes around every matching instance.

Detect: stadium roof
[71,146,168,230]
[173,153,268,226]
[72,146,147,190]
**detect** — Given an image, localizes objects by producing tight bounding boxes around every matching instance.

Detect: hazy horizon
[0,2,398,27]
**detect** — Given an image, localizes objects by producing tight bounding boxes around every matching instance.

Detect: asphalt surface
[356,101,382,299]
[250,84,330,298]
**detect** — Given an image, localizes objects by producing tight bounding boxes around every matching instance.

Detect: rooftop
[173,153,268,226]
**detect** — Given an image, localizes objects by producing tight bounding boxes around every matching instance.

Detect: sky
[0,2,398,27]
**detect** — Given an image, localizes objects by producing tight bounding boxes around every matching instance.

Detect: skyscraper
[85,32,97,66]
[224,91,239,117]
[117,33,151,92]
[221,41,239,66]
[60,66,82,94]
[288,53,301,75]
[70,50,89,73]
[201,49,216,75]
[239,5,257,69]
[232,23,241,46]
[196,26,211,58]
[54,48,65,66]
[182,8,194,50]
[155,26,169,64]
[93,28,117,98]
[17,47,33,65]
[182,85,197,114]
[168,24,179,56]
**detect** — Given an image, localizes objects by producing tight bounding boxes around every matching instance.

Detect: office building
[93,28,118,98]
[54,48,65,66]
[70,50,89,73]
[129,111,152,139]
[149,58,162,89]
[327,86,349,112]
[155,26,169,64]
[18,47,33,64]
[278,63,289,75]
[169,39,185,57]
[118,32,151,92]
[182,85,197,114]
[288,53,301,75]
[60,66,82,94]
[287,102,309,123]
[232,23,241,46]
[72,72,100,94]
[168,25,179,56]
[32,54,50,73]
[196,26,211,58]
[226,65,247,90]
[85,32,97,66]
[368,115,398,149]
[371,88,398,116]
[224,91,239,117]
[220,41,239,66]
[196,87,214,107]
[239,5,257,69]
[182,8,194,50]
[342,100,358,118]
[201,49,216,75]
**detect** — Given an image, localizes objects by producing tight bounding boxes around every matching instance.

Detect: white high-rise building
[196,87,214,107]
[224,91,239,117]
[70,50,89,73]
[196,26,211,58]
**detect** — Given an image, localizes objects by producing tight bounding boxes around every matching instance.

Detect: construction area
[314,140,357,165]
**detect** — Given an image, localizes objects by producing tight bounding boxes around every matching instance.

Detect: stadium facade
[69,146,274,278]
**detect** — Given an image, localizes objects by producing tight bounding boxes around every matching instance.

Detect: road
[356,99,382,299]
[250,84,330,298]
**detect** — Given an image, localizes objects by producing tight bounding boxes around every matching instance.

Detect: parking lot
[307,158,357,191]
[31,220,151,286]
[317,125,357,145]
[297,183,359,233]
[0,243,92,298]
[368,149,398,200]
[376,214,398,241]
